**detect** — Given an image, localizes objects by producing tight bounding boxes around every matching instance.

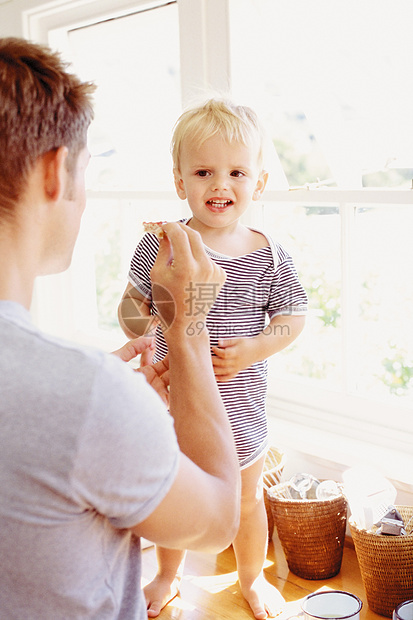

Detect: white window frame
[23,0,413,495]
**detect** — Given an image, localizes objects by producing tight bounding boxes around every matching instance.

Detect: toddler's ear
[173,169,187,200]
[253,170,268,201]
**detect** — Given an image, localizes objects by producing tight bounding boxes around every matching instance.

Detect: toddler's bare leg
[144,547,186,618]
[232,456,285,619]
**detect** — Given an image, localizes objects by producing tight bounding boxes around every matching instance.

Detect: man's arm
[130,223,240,552]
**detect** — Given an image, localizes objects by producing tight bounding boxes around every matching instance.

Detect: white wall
[0,0,149,40]
[0,0,39,37]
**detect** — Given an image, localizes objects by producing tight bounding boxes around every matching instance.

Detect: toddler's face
[173,134,267,232]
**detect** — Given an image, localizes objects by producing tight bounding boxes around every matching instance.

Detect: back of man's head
[0,37,95,216]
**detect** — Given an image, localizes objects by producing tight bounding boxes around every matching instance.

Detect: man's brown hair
[0,37,96,215]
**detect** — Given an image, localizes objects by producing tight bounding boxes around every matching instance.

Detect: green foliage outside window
[379,347,413,396]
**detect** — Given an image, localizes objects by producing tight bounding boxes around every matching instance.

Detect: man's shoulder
[0,308,133,402]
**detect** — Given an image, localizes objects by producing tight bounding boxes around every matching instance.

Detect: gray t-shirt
[0,301,179,619]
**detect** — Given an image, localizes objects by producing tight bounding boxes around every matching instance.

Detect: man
[0,37,240,619]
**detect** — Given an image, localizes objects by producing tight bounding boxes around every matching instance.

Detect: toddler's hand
[211,337,257,382]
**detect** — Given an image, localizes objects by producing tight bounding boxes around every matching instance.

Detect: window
[67,1,183,345]
[261,196,412,447]
[68,3,181,193]
[229,0,413,454]
[30,0,229,350]
[31,0,188,350]
[27,0,412,463]
[230,0,413,189]
[263,200,413,406]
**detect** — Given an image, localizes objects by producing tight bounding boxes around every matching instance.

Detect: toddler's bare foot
[144,574,180,618]
[240,573,285,619]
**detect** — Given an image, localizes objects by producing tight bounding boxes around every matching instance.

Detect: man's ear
[173,168,187,200]
[253,170,269,201]
[43,146,69,201]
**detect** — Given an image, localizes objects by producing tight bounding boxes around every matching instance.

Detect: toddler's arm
[211,314,305,382]
[118,282,159,340]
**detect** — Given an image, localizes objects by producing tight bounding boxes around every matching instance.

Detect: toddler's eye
[196,170,209,177]
[231,170,244,177]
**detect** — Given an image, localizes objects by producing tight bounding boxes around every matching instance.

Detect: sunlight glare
[184,570,238,594]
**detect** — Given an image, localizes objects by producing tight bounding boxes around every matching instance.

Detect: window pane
[230,0,413,189]
[262,203,342,390]
[72,198,185,339]
[353,205,413,403]
[261,200,413,411]
[68,2,181,191]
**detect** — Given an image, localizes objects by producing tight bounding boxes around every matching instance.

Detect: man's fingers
[150,222,226,330]
[172,223,211,266]
[138,366,169,406]
[156,223,190,270]
[154,232,174,267]
[112,337,155,362]
[151,356,170,376]
[158,223,225,287]
[137,356,170,406]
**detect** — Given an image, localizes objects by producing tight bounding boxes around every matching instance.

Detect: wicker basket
[349,505,413,617]
[268,481,347,579]
[262,447,285,541]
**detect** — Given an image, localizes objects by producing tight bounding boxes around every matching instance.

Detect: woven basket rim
[349,505,413,537]
[268,480,345,504]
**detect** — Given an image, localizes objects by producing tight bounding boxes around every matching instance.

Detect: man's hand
[111,337,169,405]
[111,336,155,362]
[150,223,226,334]
[137,356,170,406]
[139,347,156,368]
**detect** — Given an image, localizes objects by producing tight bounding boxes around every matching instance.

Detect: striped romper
[128,223,308,469]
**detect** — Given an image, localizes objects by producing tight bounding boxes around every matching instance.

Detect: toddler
[118,98,308,619]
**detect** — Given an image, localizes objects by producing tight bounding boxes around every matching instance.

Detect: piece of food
[142,221,166,239]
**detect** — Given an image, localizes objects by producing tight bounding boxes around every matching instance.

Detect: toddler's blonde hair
[171,98,265,172]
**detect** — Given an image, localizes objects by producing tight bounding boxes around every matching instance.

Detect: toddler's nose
[211,173,229,192]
